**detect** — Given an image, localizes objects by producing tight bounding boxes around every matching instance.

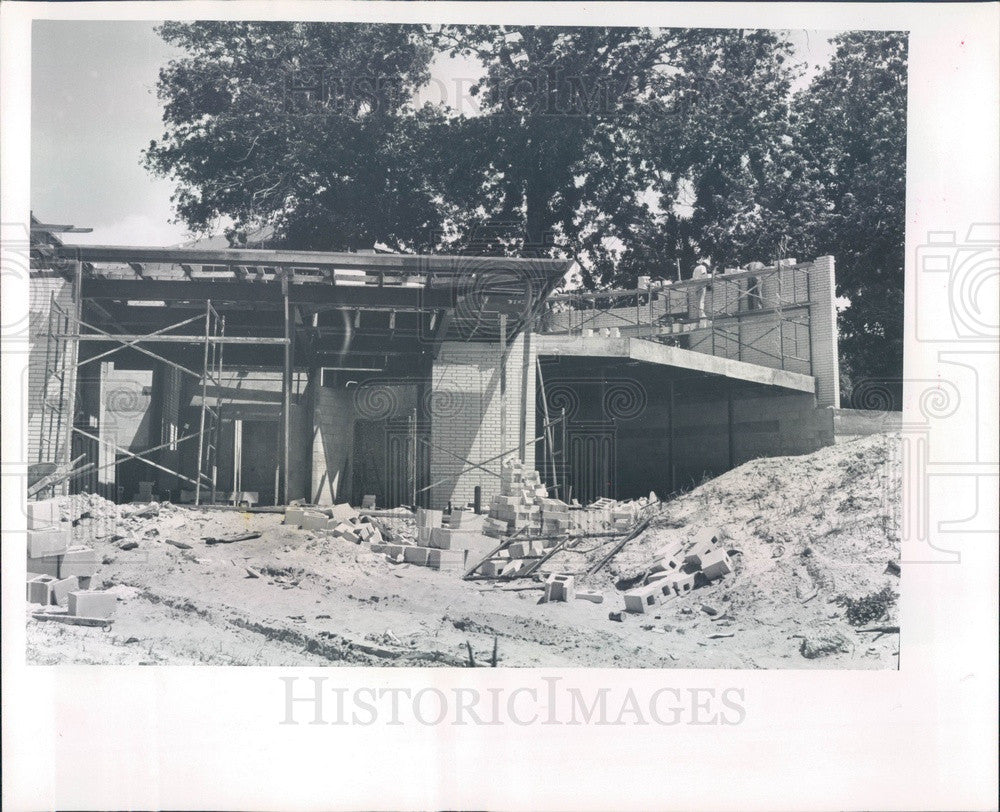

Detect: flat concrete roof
[535,334,817,395]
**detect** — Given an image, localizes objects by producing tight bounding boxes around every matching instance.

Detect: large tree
[791,31,908,404]
[144,21,445,250]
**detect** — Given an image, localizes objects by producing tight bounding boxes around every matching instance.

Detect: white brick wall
[429,332,537,509]
[807,256,840,407]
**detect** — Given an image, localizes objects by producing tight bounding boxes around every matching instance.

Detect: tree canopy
[145,24,907,401]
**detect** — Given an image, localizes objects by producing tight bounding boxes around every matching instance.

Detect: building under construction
[28,218,843,510]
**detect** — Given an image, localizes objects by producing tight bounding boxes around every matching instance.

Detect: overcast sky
[31,21,837,247]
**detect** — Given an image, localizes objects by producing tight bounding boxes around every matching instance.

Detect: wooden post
[282,276,291,505]
[60,263,85,492]
[195,299,211,506]
[499,312,507,468]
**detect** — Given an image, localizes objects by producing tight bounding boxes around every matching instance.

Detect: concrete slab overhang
[535,334,817,395]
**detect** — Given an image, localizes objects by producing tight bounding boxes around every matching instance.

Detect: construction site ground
[26,432,901,668]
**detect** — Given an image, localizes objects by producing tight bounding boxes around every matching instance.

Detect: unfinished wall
[540,257,841,408]
[310,373,421,507]
[429,332,537,510]
[27,275,76,467]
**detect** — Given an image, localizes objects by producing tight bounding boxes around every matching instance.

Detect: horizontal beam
[536,334,816,394]
[82,277,455,308]
[62,334,290,345]
[58,244,573,276]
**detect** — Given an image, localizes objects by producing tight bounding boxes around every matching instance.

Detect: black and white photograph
[2,2,997,810]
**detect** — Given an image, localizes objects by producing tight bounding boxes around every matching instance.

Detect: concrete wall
[429,332,537,509]
[541,257,841,408]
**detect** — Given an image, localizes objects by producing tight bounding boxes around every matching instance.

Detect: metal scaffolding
[38,269,231,503]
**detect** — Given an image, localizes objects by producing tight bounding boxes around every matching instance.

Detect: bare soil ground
[26,433,901,668]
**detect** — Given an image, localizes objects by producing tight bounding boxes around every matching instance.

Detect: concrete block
[669,572,698,595]
[404,546,430,566]
[26,574,57,603]
[575,590,604,604]
[624,583,663,614]
[68,590,116,619]
[650,556,682,575]
[507,541,530,559]
[27,555,61,577]
[283,506,305,526]
[27,529,70,558]
[700,548,733,581]
[299,511,329,531]
[543,573,576,602]
[415,508,443,528]
[503,559,526,577]
[429,527,453,549]
[367,526,384,545]
[426,549,465,572]
[27,499,59,530]
[331,522,359,542]
[480,560,503,577]
[417,526,434,546]
[59,546,99,579]
[361,495,377,509]
[50,576,79,607]
[328,502,359,522]
[384,544,406,558]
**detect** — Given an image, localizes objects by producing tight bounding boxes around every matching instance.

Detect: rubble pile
[25,496,117,620]
[620,527,733,614]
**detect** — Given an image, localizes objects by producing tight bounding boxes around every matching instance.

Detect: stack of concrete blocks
[487,460,555,536]
[25,499,101,607]
[539,498,571,535]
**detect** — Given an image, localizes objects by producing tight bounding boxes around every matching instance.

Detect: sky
[31,21,837,247]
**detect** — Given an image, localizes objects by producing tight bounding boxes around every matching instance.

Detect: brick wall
[807,256,840,407]
[429,332,537,509]
[27,275,76,468]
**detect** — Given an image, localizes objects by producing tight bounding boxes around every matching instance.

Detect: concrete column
[807,256,840,408]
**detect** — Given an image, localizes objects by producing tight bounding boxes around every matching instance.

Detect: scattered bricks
[354,524,375,542]
[624,583,663,614]
[700,603,719,616]
[669,572,698,596]
[27,575,57,604]
[59,546,99,579]
[700,548,733,581]
[27,529,70,559]
[367,526,384,545]
[68,590,116,619]
[543,573,576,602]
[27,555,61,577]
[404,546,430,566]
[327,503,359,523]
[429,527,454,549]
[27,499,59,530]
[417,526,434,546]
[299,511,329,531]
[426,549,465,572]
[50,576,80,607]
[332,523,359,543]
[415,508,443,529]
[575,590,604,604]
